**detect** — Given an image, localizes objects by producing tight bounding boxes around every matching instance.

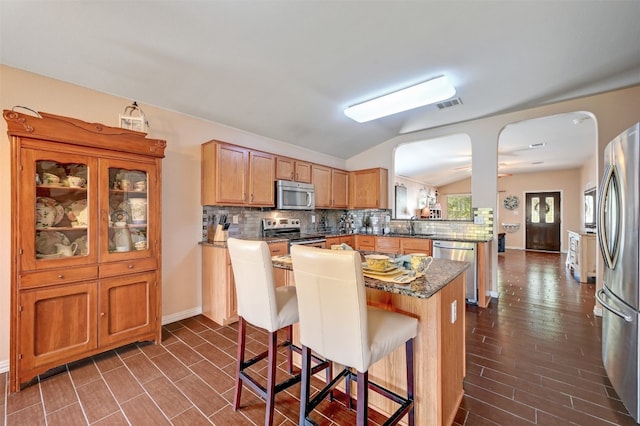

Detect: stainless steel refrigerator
[596,122,640,422]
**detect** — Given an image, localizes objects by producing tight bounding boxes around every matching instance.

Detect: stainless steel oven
[262,217,326,249]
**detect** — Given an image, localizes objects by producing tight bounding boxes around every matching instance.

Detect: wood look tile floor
[1,249,636,425]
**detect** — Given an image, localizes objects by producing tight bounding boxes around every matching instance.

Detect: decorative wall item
[119,101,149,133]
[503,195,520,210]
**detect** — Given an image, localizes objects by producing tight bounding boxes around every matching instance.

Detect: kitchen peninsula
[272,254,468,426]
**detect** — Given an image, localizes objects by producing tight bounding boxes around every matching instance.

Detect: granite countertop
[272,254,468,300]
[324,232,492,243]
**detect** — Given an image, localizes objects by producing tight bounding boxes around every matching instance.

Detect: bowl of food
[364,254,391,271]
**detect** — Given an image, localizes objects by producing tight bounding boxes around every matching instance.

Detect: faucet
[407,216,418,235]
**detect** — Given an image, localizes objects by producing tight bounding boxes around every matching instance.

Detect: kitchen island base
[283,268,465,426]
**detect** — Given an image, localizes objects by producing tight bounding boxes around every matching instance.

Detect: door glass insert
[545,196,554,223]
[108,168,148,252]
[531,196,540,223]
[35,161,89,259]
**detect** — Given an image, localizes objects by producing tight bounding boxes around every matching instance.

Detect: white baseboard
[593,305,603,317]
[0,359,8,374]
[490,291,499,298]
[162,307,202,325]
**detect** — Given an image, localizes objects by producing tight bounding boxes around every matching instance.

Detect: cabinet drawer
[401,238,432,255]
[375,237,400,253]
[268,241,288,256]
[356,235,375,250]
[99,258,157,278]
[20,266,99,289]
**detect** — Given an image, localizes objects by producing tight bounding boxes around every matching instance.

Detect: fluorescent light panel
[344,76,456,123]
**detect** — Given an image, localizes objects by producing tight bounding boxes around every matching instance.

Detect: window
[447,194,472,220]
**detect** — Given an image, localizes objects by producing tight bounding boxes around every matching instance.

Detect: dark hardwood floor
[456,249,635,426]
[1,249,636,425]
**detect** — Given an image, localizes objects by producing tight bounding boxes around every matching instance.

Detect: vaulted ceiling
[2,1,639,178]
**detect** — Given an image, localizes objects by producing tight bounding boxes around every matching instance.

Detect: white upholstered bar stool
[227,238,330,426]
[291,245,418,426]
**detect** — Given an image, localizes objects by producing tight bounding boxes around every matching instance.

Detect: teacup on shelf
[67,175,86,188]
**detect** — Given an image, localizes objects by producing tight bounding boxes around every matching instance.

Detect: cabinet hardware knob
[100,312,105,317]
[57,274,64,279]
[128,264,134,269]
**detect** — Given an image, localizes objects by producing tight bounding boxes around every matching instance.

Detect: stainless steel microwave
[275,180,315,210]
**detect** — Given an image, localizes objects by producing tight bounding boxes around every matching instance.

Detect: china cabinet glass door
[21,148,98,271]
[99,159,157,260]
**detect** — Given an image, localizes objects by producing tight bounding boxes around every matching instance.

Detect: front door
[525,191,561,251]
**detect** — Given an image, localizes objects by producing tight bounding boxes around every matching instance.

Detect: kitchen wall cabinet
[566,231,596,283]
[312,165,348,209]
[275,156,312,183]
[349,167,388,209]
[201,140,275,207]
[5,109,165,392]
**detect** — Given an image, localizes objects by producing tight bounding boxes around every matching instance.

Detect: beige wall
[496,169,582,249]
[0,65,346,372]
[346,84,640,300]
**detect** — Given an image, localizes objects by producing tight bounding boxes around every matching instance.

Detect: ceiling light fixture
[344,75,456,123]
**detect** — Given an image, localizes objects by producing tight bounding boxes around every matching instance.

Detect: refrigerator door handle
[596,288,633,323]
[598,164,620,269]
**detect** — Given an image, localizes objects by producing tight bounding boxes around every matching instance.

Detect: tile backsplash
[201,206,494,241]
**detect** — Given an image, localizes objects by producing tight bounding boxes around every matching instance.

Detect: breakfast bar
[272,254,468,426]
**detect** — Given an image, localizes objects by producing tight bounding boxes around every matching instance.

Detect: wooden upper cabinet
[312,165,332,208]
[202,141,274,207]
[275,156,311,183]
[332,169,349,209]
[350,168,388,209]
[248,150,275,205]
[312,165,348,209]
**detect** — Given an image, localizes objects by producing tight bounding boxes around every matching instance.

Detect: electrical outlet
[311,215,316,223]
[451,300,457,324]
[232,215,239,224]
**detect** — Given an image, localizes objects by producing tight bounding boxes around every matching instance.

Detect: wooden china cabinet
[4,110,166,392]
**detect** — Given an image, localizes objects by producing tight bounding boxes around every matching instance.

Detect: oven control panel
[262,217,301,231]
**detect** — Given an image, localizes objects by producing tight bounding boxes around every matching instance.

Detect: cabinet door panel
[312,165,332,208]
[249,151,275,205]
[99,272,157,347]
[331,169,349,208]
[19,282,98,374]
[99,159,158,262]
[275,156,295,181]
[216,144,248,203]
[20,148,99,272]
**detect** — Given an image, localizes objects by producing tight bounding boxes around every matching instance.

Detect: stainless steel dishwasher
[432,240,477,304]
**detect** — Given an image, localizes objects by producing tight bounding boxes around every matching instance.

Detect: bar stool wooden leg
[406,339,415,426]
[299,345,312,426]
[233,317,246,411]
[265,330,278,426]
[356,371,369,425]
[286,325,293,374]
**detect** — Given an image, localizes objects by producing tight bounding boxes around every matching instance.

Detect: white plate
[36,197,65,228]
[66,199,88,226]
[36,231,70,255]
